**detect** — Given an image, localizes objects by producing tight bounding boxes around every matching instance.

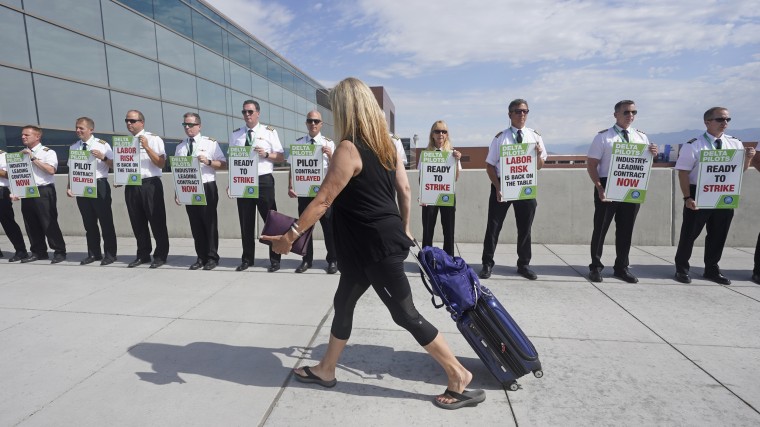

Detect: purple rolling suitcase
[415,244,543,391]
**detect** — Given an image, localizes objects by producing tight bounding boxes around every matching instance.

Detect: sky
[208,0,760,152]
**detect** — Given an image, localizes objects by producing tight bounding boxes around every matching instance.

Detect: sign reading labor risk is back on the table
[6,152,39,198]
[695,149,745,209]
[68,149,97,198]
[419,150,456,206]
[228,146,259,198]
[290,144,324,197]
[112,135,141,185]
[499,143,537,201]
[604,142,653,203]
[170,156,206,205]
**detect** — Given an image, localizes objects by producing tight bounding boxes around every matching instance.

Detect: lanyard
[613,126,631,142]
[703,132,720,150]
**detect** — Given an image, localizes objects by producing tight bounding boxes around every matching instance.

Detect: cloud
[210,0,298,54]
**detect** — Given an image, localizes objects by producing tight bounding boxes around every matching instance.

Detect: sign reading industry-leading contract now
[604,142,653,203]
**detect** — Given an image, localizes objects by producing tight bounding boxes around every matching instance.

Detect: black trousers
[331,249,438,346]
[21,184,66,257]
[481,185,536,268]
[298,196,336,263]
[76,178,117,258]
[675,186,733,274]
[589,178,640,271]
[186,181,219,263]
[422,204,456,256]
[755,232,760,275]
[0,187,28,255]
[236,173,280,265]
[125,177,169,261]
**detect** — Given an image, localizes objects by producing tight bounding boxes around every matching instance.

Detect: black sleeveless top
[332,140,413,275]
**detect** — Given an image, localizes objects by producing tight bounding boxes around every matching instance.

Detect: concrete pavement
[1,236,759,426]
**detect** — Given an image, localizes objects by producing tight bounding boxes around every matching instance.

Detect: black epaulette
[97,139,106,144]
[266,125,275,131]
[296,136,305,142]
[208,137,217,142]
[494,131,504,138]
[598,129,607,134]
[234,127,241,132]
[686,138,696,144]
[727,135,742,142]
[43,147,50,151]
[637,129,646,135]
[391,134,400,140]
[324,137,333,142]
[533,129,541,136]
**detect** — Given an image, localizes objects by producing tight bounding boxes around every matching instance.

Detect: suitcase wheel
[508,381,520,391]
[533,370,543,378]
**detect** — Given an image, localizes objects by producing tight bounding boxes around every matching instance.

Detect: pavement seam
[258,302,335,427]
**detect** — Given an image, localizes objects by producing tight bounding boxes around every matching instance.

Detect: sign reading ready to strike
[228,146,259,198]
[69,149,97,198]
[170,156,206,205]
[695,149,745,209]
[419,150,456,206]
[290,144,324,197]
[113,135,141,185]
[6,152,39,198]
[604,142,653,203]
[499,143,537,201]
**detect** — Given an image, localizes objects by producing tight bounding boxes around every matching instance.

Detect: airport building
[0,0,333,172]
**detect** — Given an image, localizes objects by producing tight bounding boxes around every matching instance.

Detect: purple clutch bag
[259,210,313,256]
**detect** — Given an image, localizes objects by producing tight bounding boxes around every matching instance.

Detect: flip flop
[433,388,486,410]
[293,366,337,388]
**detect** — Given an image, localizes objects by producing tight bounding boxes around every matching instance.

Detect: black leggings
[331,250,439,346]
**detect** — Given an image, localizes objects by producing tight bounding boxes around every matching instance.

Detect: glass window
[281,89,295,111]
[257,100,270,125]
[154,0,192,38]
[23,0,102,38]
[116,0,153,18]
[27,18,108,86]
[266,58,282,85]
[106,45,160,97]
[159,65,197,107]
[282,129,297,147]
[195,110,227,144]
[192,10,222,54]
[250,48,267,76]
[251,72,268,101]
[283,110,296,133]
[229,90,250,118]
[295,96,307,115]
[0,0,22,7]
[194,44,224,84]
[0,67,36,125]
[197,78,227,115]
[34,74,113,132]
[102,0,157,59]
[227,33,249,68]
[268,83,283,108]
[229,61,251,94]
[281,70,295,93]
[111,91,164,136]
[268,105,284,128]
[156,26,195,73]
[0,7,29,68]
[161,102,193,140]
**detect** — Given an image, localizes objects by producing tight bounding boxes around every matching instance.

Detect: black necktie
[715,138,722,150]
[516,129,523,144]
[622,129,630,142]
[246,129,253,146]
[188,137,194,155]
[81,141,88,151]
[310,138,315,144]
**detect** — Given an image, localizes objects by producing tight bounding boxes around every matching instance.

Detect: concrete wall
[3,169,760,247]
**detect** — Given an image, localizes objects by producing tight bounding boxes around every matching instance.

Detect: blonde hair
[426,120,452,151]
[329,77,396,170]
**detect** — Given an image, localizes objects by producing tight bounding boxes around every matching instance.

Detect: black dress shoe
[9,252,27,262]
[128,258,150,268]
[236,261,250,271]
[100,256,116,266]
[674,272,692,284]
[703,271,731,285]
[203,260,217,271]
[478,265,492,279]
[21,254,39,263]
[752,273,760,285]
[326,261,338,274]
[149,259,165,269]
[613,268,638,283]
[517,266,537,280]
[267,263,280,273]
[295,260,311,273]
[80,255,102,265]
[51,254,66,264]
[189,260,203,270]
[589,268,603,282]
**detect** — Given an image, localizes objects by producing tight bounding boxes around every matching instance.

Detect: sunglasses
[306,119,322,124]
[181,123,199,128]
[621,110,638,116]
[433,129,448,135]
[124,118,142,124]
[242,109,257,115]
[511,109,529,115]
[710,117,731,123]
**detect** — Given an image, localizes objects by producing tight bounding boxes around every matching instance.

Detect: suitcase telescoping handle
[412,239,446,310]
